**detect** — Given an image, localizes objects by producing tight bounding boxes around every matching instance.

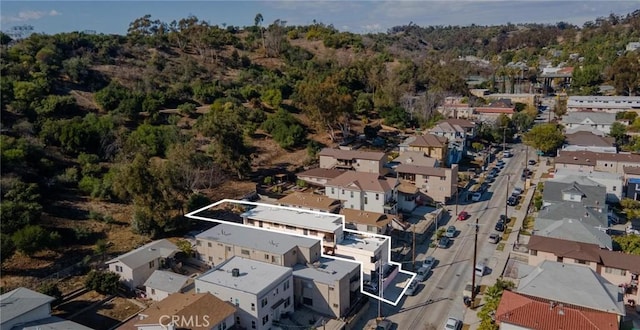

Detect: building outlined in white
[186,199,417,306]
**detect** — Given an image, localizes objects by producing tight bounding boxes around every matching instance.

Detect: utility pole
[471,217,480,305]
[377,261,382,320]
[505,174,510,218]
[455,178,459,216]
[503,126,507,154]
[412,225,416,271]
[525,145,529,171]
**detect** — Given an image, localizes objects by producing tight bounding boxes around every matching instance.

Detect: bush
[261,89,282,108]
[12,225,58,256]
[178,103,197,117]
[1,234,15,262]
[85,270,121,294]
[186,193,211,212]
[262,109,306,149]
[38,282,62,301]
[73,226,92,242]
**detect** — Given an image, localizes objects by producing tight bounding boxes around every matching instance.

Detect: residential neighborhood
[5,6,640,330]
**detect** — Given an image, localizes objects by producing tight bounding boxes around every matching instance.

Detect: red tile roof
[496,290,618,330]
[318,148,386,161]
[296,168,345,180]
[475,107,515,114]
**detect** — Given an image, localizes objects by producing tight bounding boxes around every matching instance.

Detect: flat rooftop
[196,256,291,296]
[293,258,359,285]
[196,223,318,255]
[241,205,343,233]
[338,234,386,252]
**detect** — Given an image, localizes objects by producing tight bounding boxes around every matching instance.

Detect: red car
[457,211,469,221]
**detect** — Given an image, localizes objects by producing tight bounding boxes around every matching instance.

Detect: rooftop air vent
[232,268,240,277]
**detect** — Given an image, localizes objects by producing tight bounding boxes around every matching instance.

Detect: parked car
[503,150,513,157]
[363,281,378,294]
[507,196,519,206]
[444,318,462,330]
[405,279,419,296]
[438,236,450,248]
[457,211,469,221]
[512,187,524,196]
[498,214,509,224]
[471,192,482,202]
[376,319,394,330]
[528,159,537,165]
[488,233,501,244]
[423,256,436,272]
[446,225,457,238]
[495,222,505,232]
[416,265,430,281]
[475,262,487,277]
[463,282,479,298]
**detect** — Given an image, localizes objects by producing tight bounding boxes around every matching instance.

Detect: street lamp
[471,217,480,305]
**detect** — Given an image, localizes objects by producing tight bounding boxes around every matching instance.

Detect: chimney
[232,268,240,277]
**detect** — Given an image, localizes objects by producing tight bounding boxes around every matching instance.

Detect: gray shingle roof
[518,260,625,315]
[542,181,606,208]
[20,316,93,330]
[143,270,191,293]
[561,112,617,125]
[107,239,178,269]
[0,287,55,327]
[293,257,359,285]
[534,218,612,250]
[196,223,318,255]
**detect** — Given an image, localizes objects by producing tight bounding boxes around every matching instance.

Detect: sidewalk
[462,157,550,329]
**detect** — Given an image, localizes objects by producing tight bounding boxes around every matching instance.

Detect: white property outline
[186,199,417,306]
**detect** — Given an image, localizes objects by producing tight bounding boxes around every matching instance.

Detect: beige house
[405,134,448,165]
[325,171,399,215]
[278,192,341,213]
[555,150,640,175]
[292,258,360,318]
[318,148,388,174]
[396,164,458,203]
[195,223,321,267]
[118,293,236,330]
[107,239,179,290]
[340,208,390,235]
[527,235,640,304]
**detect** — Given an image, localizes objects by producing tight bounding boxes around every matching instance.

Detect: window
[218,322,227,330]
[613,186,617,191]
[115,265,122,272]
[251,321,256,329]
[310,230,317,235]
[235,298,239,306]
[241,249,250,255]
[331,188,335,194]
[530,250,537,256]
[605,267,626,276]
[151,288,155,294]
[265,254,270,260]
[303,297,313,306]
[575,259,587,265]
[557,257,564,262]
[367,225,376,232]
[261,297,268,307]
[217,243,223,247]
[350,191,354,198]
[251,302,255,310]
[333,303,339,308]
[208,256,213,262]
[149,260,155,269]
[284,297,291,308]
[329,286,335,291]
[272,256,280,263]
[376,194,379,200]
[284,280,290,291]
[196,240,201,246]
[226,246,231,252]
[286,225,296,230]
[364,196,368,204]
[208,242,212,247]
[262,315,269,325]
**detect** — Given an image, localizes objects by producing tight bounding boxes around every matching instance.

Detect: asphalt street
[357,143,534,330]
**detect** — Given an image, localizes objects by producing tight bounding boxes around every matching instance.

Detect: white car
[423,256,436,272]
[444,317,462,330]
[471,192,482,202]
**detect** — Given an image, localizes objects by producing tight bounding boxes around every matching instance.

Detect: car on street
[488,233,501,244]
[457,211,469,221]
[507,195,519,206]
[528,159,537,165]
[423,256,436,272]
[438,236,450,248]
[376,319,394,330]
[512,187,524,196]
[444,317,462,330]
[446,225,457,238]
[471,192,482,202]
[405,279,419,296]
[463,282,479,298]
[498,214,509,224]
[503,150,513,157]
[495,222,505,232]
[475,262,487,277]
[363,281,378,294]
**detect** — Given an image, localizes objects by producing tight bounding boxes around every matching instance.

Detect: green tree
[38,282,62,302]
[85,270,121,294]
[187,193,211,212]
[613,235,640,255]
[610,121,628,145]
[261,88,282,108]
[621,198,640,220]
[523,123,565,154]
[511,111,534,132]
[176,239,193,256]
[1,234,15,262]
[62,57,92,84]
[12,225,59,256]
[0,179,42,234]
[262,109,307,149]
[94,239,109,266]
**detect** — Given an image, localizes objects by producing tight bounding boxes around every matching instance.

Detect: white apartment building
[567,96,640,113]
[195,256,294,330]
[325,171,399,215]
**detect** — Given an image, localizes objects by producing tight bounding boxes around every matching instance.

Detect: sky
[1,1,639,36]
